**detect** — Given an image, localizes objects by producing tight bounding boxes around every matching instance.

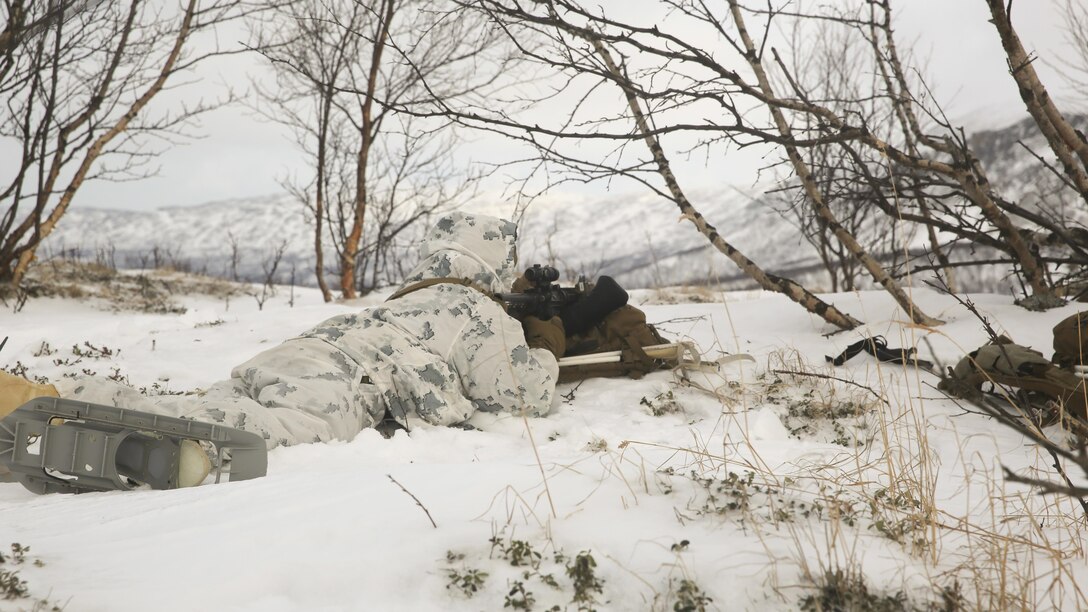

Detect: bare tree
[253,239,286,311]
[985,0,1088,203]
[254,0,359,302]
[769,16,901,294]
[722,1,942,326]
[1055,0,1088,103]
[0,0,269,289]
[253,0,508,299]
[400,0,885,329]
[412,0,1085,322]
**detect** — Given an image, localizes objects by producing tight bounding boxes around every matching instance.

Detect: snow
[1,283,1086,611]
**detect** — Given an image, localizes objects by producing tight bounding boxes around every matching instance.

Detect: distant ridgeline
[43,115,1084,294]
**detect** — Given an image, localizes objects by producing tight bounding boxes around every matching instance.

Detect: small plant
[758,371,874,447]
[670,539,690,552]
[4,363,49,385]
[446,568,488,597]
[107,367,131,385]
[491,537,543,568]
[32,342,56,357]
[685,469,827,526]
[937,581,965,611]
[671,578,712,612]
[507,540,543,568]
[504,580,536,610]
[584,437,608,453]
[138,379,186,397]
[8,543,28,565]
[0,544,40,601]
[800,568,909,612]
[641,389,683,416]
[0,569,28,600]
[70,341,117,360]
[867,488,931,554]
[565,551,604,609]
[536,571,560,589]
[195,318,226,328]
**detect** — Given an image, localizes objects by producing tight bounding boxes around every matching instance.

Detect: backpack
[1052,311,1088,370]
[939,335,1088,426]
[557,305,670,383]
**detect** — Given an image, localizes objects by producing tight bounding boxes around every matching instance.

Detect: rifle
[497,264,629,335]
[557,341,753,373]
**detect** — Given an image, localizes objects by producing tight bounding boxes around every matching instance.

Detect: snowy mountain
[43,116,1081,292]
[43,186,803,291]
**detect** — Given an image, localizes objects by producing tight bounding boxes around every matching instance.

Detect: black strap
[826,336,934,370]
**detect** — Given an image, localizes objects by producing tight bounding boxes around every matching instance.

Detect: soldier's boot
[0,372,60,480]
[0,370,59,420]
[1,373,210,488]
[177,440,212,488]
[2,398,262,494]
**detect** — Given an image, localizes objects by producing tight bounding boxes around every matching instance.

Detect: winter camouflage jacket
[57,213,559,449]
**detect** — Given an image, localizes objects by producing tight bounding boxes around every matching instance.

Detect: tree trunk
[728,0,942,327]
[340,0,395,299]
[314,83,333,303]
[588,37,862,331]
[985,0,1088,203]
[10,0,194,287]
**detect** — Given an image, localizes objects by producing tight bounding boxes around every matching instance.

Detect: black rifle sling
[825,336,935,371]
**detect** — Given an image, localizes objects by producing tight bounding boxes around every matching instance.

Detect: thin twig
[561,379,585,404]
[651,316,708,325]
[1045,446,1088,517]
[387,474,438,529]
[771,369,890,405]
[1003,467,1088,499]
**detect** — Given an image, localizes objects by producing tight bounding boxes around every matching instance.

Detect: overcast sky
[58,1,1082,211]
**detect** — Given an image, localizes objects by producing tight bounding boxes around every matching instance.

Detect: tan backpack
[1052,311,1088,370]
[940,335,1088,427]
[557,305,670,383]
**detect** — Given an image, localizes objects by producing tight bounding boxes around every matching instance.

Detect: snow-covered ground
[1,278,1086,611]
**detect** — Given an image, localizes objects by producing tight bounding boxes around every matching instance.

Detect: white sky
[47,0,1084,211]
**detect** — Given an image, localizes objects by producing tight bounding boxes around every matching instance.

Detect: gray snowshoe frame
[0,397,267,494]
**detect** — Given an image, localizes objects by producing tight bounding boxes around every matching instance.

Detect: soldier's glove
[523,315,566,361]
[511,274,532,293]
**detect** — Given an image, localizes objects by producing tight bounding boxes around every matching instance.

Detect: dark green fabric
[558,305,669,384]
[939,338,1088,424]
[1052,311,1088,370]
[523,316,566,361]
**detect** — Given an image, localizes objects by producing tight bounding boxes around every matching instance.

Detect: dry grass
[593,303,1088,610]
[2,259,243,314]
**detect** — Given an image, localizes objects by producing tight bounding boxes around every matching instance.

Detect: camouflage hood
[400,212,519,294]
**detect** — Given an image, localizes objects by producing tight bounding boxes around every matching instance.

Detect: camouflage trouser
[55,338,386,450]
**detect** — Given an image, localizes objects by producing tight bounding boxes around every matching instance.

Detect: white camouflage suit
[56,213,559,449]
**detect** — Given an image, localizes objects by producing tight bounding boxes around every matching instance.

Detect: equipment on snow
[1052,310,1088,370]
[826,336,935,372]
[0,397,267,494]
[559,305,676,383]
[938,335,1088,430]
[558,341,751,373]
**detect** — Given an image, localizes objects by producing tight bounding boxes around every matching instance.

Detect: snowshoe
[0,396,267,494]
